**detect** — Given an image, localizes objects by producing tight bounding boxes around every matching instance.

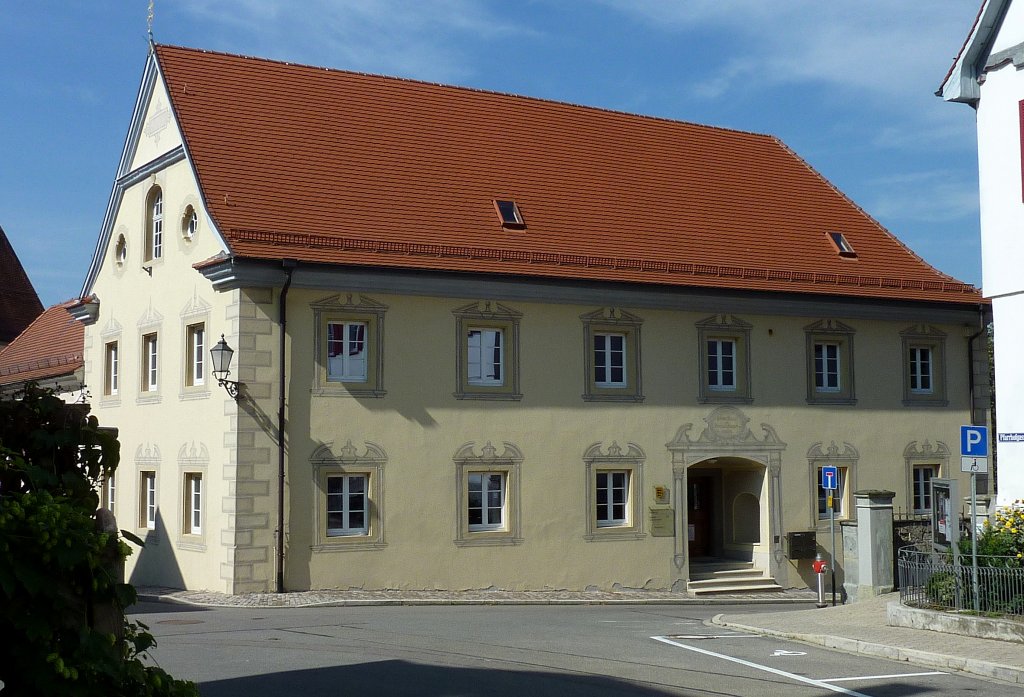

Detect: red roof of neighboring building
[0,300,84,385]
[155,45,982,305]
[0,225,43,344]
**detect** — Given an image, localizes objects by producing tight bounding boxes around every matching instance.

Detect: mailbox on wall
[787,531,818,560]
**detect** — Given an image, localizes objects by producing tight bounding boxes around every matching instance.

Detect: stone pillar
[844,490,895,603]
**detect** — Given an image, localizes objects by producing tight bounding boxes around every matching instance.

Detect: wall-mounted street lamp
[210,334,243,400]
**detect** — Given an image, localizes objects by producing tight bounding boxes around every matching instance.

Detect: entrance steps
[687,561,783,596]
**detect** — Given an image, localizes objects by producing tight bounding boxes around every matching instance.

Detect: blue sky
[1,1,983,307]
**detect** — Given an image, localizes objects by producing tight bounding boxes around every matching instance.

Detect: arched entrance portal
[666,407,786,589]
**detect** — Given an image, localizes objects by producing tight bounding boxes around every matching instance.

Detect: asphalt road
[130,601,1015,696]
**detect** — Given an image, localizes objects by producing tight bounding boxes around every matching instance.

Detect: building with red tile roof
[75,45,989,596]
[0,225,43,350]
[0,300,84,399]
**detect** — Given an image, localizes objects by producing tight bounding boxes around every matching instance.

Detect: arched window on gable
[145,187,163,262]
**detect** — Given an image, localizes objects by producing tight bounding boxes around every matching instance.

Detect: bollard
[813,555,828,608]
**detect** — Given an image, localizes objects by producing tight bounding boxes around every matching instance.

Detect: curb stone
[711,615,1024,685]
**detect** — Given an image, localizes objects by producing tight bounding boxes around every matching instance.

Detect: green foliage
[0,384,197,696]
[977,502,1024,565]
[924,571,957,606]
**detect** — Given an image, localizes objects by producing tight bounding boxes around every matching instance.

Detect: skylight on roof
[827,231,857,258]
[494,200,525,228]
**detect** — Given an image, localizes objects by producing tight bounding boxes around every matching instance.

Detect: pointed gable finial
[147,0,155,47]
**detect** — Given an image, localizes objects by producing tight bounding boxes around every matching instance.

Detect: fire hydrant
[813,555,828,608]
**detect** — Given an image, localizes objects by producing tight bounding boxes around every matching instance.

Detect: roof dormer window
[494,200,525,228]
[827,231,856,258]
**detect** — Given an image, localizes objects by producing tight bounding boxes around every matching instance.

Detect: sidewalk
[135,586,817,607]
[135,586,1024,685]
[713,592,1024,685]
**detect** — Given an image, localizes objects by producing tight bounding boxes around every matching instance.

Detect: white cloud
[867,170,979,223]
[175,0,528,82]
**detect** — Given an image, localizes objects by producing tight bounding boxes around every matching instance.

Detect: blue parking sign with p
[960,425,988,457]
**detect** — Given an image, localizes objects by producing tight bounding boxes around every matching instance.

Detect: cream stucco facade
[75,49,989,595]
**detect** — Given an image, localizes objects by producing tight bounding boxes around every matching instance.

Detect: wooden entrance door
[688,477,713,557]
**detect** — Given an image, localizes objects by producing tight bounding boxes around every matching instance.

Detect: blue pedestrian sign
[960,425,989,457]
[821,466,839,491]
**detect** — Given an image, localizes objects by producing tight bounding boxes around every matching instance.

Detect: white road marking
[772,649,807,656]
[652,636,873,697]
[820,671,946,683]
[671,634,759,640]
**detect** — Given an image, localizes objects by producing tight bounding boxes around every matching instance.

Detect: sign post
[960,425,988,614]
[821,465,839,606]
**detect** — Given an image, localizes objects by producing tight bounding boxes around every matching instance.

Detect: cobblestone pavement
[136,586,819,608]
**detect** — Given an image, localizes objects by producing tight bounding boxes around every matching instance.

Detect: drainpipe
[966,305,987,427]
[276,260,297,594]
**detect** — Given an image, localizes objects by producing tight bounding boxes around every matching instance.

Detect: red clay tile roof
[0,225,43,344]
[155,45,981,305]
[0,300,84,385]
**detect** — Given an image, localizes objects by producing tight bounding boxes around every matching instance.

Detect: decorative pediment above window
[135,442,162,465]
[452,300,522,320]
[803,318,855,334]
[696,314,752,331]
[579,307,643,326]
[903,440,950,459]
[900,324,946,339]
[136,303,164,329]
[177,441,210,466]
[100,317,123,338]
[452,440,524,464]
[310,440,387,466]
[180,291,212,318]
[310,294,389,312]
[806,440,859,463]
[582,441,645,463]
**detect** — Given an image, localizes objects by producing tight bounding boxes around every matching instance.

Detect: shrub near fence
[898,546,1024,618]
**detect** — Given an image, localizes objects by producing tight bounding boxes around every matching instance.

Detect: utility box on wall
[787,531,817,560]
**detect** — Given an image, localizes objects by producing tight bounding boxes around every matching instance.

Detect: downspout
[966,305,987,427]
[276,260,297,593]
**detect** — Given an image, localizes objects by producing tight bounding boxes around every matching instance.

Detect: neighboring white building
[941,0,1024,506]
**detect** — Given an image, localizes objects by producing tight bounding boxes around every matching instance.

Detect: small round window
[114,234,127,266]
[182,206,198,241]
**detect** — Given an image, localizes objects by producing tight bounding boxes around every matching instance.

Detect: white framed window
[596,470,630,527]
[142,333,158,392]
[140,471,156,530]
[182,205,198,241]
[327,321,368,382]
[583,442,645,540]
[706,338,736,390]
[453,302,522,400]
[453,441,523,546]
[186,323,205,387]
[102,472,116,513]
[913,465,936,514]
[594,333,627,387]
[184,473,202,535]
[104,341,119,396]
[467,328,503,386]
[814,342,841,392]
[817,466,847,519]
[145,187,163,262]
[900,326,947,407]
[580,308,643,402]
[908,346,933,394]
[696,315,752,403]
[468,472,506,531]
[326,474,368,536]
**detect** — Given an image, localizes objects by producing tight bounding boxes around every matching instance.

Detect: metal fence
[898,546,1024,618]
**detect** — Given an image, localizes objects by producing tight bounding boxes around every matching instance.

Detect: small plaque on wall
[649,508,674,537]
[654,485,670,505]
